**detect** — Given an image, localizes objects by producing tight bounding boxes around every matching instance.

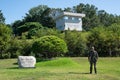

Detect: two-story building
[53,11,85,31]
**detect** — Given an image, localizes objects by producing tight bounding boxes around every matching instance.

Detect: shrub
[32,36,68,58]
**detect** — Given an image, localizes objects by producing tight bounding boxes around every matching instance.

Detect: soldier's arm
[88,52,91,61]
[96,51,99,60]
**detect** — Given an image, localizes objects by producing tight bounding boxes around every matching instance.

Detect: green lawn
[0,57,120,80]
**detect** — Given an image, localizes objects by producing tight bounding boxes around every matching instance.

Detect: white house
[53,11,85,31]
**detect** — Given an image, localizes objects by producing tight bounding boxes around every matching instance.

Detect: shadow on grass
[13,62,18,65]
[36,58,55,62]
[6,62,19,69]
[8,67,19,69]
[8,67,36,69]
[68,72,90,74]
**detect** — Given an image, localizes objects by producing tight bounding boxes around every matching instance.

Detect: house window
[75,17,79,20]
[72,17,75,20]
[68,16,72,20]
[79,18,82,21]
[64,16,68,19]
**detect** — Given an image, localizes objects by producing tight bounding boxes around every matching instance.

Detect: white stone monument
[18,56,36,68]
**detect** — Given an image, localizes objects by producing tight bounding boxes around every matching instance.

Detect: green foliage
[107,24,120,56]
[0,10,5,24]
[88,27,108,56]
[24,5,48,22]
[88,25,120,57]
[24,5,55,28]
[8,38,21,58]
[2,37,34,58]
[40,8,55,28]
[17,22,43,35]
[0,24,12,58]
[32,36,68,58]
[11,20,25,35]
[28,28,62,39]
[19,39,33,56]
[65,30,87,56]
[74,3,100,30]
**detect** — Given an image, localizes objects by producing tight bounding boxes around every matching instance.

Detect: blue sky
[0,0,120,24]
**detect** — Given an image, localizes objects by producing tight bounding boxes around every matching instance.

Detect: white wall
[56,16,82,31]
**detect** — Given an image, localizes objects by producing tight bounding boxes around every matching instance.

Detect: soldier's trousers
[90,62,97,74]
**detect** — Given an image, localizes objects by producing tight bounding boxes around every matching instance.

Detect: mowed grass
[0,57,120,80]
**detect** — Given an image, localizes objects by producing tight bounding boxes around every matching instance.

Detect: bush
[8,38,34,58]
[32,36,68,58]
[20,39,33,56]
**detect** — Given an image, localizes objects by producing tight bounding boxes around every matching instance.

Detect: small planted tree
[32,36,68,59]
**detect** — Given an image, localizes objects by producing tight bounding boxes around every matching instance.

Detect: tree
[16,22,43,36]
[98,10,119,27]
[27,27,62,39]
[0,10,5,23]
[87,27,110,56]
[11,20,25,35]
[64,7,73,12]
[0,24,12,58]
[107,23,120,56]
[32,36,68,58]
[74,3,100,31]
[65,30,87,56]
[40,8,55,28]
[24,5,55,28]
[87,25,120,57]
[24,5,48,23]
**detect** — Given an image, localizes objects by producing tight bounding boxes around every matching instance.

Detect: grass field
[0,57,120,80]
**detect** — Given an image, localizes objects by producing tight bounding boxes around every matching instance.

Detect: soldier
[88,46,99,74]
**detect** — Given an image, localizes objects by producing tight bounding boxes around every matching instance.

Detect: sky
[0,0,120,24]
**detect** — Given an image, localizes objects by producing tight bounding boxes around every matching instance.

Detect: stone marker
[18,56,36,68]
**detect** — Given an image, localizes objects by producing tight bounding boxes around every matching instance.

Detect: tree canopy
[0,10,5,24]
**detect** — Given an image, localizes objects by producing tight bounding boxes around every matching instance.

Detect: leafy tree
[0,10,5,24]
[74,3,100,30]
[64,7,73,12]
[107,23,120,56]
[11,20,25,35]
[0,24,12,58]
[88,27,108,56]
[98,10,120,27]
[88,25,120,57]
[8,38,22,58]
[24,5,55,28]
[24,5,48,23]
[28,28,62,39]
[17,22,43,35]
[32,36,68,58]
[40,8,55,28]
[65,30,87,56]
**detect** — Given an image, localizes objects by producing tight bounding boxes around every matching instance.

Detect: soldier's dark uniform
[88,47,98,74]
